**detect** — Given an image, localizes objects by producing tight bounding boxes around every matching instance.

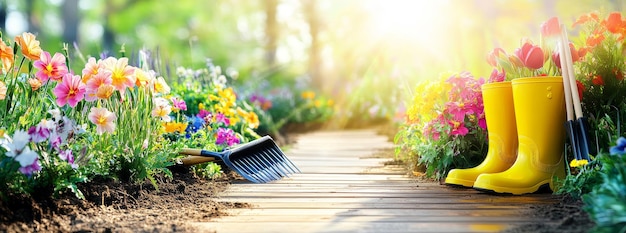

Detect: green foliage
[192,162,223,180]
[583,152,626,233]
[554,159,603,198]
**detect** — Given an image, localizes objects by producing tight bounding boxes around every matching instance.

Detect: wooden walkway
[193,130,561,233]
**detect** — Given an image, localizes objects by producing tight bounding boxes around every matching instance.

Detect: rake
[176,135,301,183]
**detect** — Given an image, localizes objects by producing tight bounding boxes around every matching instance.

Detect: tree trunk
[0,0,7,32]
[264,0,278,66]
[102,1,115,54]
[62,0,80,44]
[25,0,40,34]
[303,0,322,90]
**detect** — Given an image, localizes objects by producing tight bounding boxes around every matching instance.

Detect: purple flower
[28,124,50,143]
[59,149,78,169]
[610,137,626,156]
[216,128,240,146]
[197,109,211,119]
[19,158,41,176]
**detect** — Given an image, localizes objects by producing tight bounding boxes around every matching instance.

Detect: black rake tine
[232,160,262,183]
[269,147,300,173]
[263,149,293,175]
[243,156,275,182]
[256,152,287,178]
[259,150,291,178]
[244,157,273,183]
[248,154,279,181]
[237,158,268,183]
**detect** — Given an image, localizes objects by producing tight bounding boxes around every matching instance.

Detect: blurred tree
[303,0,321,90]
[0,0,6,31]
[62,0,80,44]
[25,0,40,34]
[265,0,278,66]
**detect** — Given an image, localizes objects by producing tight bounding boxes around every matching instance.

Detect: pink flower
[488,69,506,83]
[88,107,116,134]
[81,57,102,84]
[514,42,545,69]
[215,113,230,126]
[552,42,580,69]
[34,51,68,82]
[449,120,469,136]
[101,57,136,93]
[84,69,113,102]
[171,97,187,111]
[53,73,86,107]
[540,17,562,38]
[216,128,240,146]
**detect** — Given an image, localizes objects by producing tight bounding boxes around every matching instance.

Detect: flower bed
[0,32,333,230]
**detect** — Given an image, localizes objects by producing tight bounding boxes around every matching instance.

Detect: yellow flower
[314,99,323,108]
[198,103,205,110]
[301,91,315,100]
[163,122,188,134]
[569,159,589,168]
[327,99,334,106]
[96,84,115,99]
[245,111,260,129]
[15,32,42,60]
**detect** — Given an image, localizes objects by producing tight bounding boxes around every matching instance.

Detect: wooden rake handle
[177,149,216,166]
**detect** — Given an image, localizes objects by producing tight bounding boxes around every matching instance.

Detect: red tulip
[541,17,562,38]
[515,43,545,69]
[552,42,580,69]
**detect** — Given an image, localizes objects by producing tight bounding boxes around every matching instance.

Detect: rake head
[223,136,301,183]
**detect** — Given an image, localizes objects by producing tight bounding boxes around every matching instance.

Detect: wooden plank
[224,208,528,217]
[191,221,544,233]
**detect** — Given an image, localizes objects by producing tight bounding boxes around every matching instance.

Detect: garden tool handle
[179,148,204,156]
[177,155,217,166]
[558,33,575,122]
[560,24,585,119]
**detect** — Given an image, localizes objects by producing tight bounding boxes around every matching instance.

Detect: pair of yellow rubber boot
[444,77,566,194]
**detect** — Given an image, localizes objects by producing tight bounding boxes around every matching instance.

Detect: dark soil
[0,169,250,233]
[503,194,595,233]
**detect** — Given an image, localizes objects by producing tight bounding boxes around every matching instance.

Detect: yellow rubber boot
[473,77,566,194]
[445,82,518,187]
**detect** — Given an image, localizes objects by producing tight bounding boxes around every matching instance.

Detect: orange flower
[604,12,625,34]
[0,80,6,100]
[28,78,42,91]
[573,12,600,27]
[0,41,14,72]
[586,33,605,48]
[592,75,604,86]
[15,32,42,60]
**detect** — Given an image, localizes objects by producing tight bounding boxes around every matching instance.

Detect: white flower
[15,147,38,167]
[48,108,62,121]
[5,130,30,158]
